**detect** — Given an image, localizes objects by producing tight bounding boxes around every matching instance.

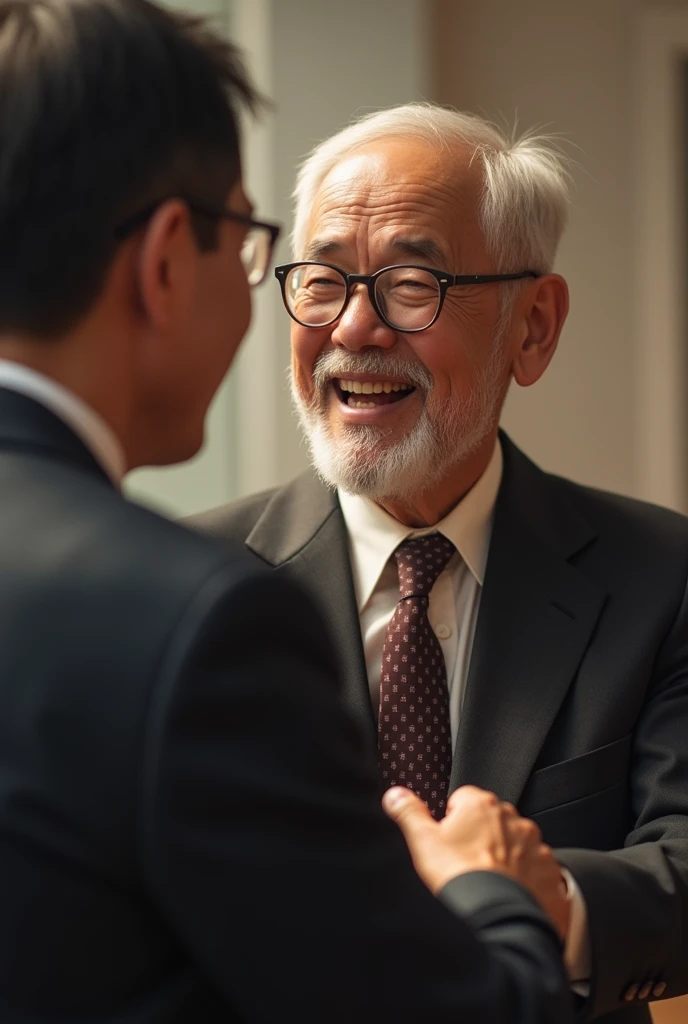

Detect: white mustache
[312,350,433,393]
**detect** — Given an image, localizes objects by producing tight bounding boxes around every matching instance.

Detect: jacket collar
[245,432,598,569]
[0,387,115,488]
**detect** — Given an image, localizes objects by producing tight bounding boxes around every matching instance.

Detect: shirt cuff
[560,866,591,993]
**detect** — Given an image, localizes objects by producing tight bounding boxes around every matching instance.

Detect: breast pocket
[519,733,633,818]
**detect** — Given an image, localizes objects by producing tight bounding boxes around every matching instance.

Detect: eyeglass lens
[241,226,272,286]
[283,264,441,330]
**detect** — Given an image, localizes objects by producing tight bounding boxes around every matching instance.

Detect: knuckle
[509,816,539,843]
[457,784,480,798]
[457,785,497,806]
[524,819,542,842]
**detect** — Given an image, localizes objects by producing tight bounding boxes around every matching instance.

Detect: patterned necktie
[378,533,456,820]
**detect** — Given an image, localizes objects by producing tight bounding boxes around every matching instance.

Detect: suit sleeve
[140,565,574,1024]
[558,573,688,1019]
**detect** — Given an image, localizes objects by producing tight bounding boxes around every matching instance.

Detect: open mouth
[333,378,417,409]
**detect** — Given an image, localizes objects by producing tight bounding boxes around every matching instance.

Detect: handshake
[384,785,570,940]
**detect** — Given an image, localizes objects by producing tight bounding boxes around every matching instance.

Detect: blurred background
[128,4,688,1018]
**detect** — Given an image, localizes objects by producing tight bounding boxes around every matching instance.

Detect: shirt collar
[339,440,503,612]
[0,360,126,485]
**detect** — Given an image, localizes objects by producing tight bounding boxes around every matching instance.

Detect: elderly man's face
[290,138,512,502]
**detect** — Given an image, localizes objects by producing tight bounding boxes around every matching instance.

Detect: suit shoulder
[185,471,335,555]
[185,485,280,543]
[108,492,268,596]
[31,468,269,606]
[547,471,688,548]
[29,473,321,659]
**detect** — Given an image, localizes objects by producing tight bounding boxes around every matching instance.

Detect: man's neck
[375,431,499,527]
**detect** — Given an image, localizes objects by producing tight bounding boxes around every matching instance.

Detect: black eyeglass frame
[115,199,281,285]
[275,261,538,332]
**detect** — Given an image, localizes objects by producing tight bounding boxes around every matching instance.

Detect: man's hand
[383,784,571,940]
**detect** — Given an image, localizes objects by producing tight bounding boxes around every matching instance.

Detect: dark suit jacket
[192,432,688,1023]
[0,390,573,1023]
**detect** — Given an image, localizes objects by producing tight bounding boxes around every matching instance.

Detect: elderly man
[193,103,688,1023]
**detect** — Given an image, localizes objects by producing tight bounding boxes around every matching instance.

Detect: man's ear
[510,274,569,387]
[135,199,197,330]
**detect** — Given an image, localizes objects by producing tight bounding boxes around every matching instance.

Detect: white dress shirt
[0,360,125,485]
[340,442,502,744]
[339,439,590,986]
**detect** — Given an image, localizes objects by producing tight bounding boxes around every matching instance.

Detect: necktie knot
[394,533,455,601]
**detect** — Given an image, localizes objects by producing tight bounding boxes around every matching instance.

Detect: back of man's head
[0,0,257,338]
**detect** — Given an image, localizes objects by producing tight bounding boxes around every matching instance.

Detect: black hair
[0,0,260,335]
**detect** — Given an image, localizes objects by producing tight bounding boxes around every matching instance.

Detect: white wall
[431,0,688,507]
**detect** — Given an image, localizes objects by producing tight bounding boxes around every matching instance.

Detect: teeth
[337,379,412,393]
[349,400,377,409]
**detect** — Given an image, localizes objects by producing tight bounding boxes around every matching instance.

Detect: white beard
[290,343,507,503]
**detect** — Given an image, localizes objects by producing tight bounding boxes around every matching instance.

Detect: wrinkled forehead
[303,140,489,270]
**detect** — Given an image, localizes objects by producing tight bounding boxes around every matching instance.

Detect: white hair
[291,102,572,274]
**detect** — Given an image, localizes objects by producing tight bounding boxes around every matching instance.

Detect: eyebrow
[390,236,447,265]
[302,235,448,266]
[302,239,343,261]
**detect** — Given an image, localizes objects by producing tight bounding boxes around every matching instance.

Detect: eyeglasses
[275,262,537,332]
[116,199,281,286]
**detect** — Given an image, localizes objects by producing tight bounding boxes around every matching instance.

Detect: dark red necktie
[378,533,456,820]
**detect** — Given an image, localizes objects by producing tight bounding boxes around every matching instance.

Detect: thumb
[382,786,435,840]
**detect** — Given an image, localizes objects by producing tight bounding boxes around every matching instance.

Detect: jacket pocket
[519,733,633,816]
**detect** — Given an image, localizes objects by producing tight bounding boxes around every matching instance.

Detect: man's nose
[330,282,396,351]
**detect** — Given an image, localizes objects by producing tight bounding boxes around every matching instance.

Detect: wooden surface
[652,996,688,1022]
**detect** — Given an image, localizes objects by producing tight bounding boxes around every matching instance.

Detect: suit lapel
[244,474,375,742]
[451,438,606,805]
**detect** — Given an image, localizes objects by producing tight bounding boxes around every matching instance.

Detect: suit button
[652,982,667,998]
[623,984,640,1001]
[637,982,653,1000]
